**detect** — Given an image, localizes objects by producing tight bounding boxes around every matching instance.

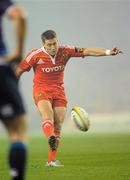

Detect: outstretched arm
[83,47,123,57]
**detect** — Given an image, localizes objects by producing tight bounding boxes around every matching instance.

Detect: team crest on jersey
[61,53,69,62]
[75,47,84,53]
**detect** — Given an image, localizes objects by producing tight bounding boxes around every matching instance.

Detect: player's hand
[110,47,123,55]
[6,51,23,64]
[6,51,23,71]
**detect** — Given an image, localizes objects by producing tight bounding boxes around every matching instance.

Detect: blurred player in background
[16,30,122,167]
[0,0,28,179]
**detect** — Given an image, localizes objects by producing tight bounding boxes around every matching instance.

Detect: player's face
[44,38,59,56]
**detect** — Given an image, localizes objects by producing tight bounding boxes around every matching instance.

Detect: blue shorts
[0,65,25,121]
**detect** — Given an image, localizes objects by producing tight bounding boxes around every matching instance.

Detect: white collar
[41,46,56,64]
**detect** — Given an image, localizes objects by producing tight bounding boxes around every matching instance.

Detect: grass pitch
[0,133,130,180]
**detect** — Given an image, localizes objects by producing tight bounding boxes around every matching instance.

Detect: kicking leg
[47,106,66,165]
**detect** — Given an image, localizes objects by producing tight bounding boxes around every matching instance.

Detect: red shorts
[33,84,68,107]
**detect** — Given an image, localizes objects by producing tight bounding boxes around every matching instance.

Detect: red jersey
[19,45,84,87]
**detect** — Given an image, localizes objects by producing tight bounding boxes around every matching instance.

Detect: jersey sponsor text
[42,65,65,73]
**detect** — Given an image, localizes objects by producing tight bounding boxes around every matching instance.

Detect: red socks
[48,131,61,162]
[42,120,54,138]
[42,120,61,163]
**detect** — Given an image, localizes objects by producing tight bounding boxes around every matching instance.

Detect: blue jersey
[0,0,13,55]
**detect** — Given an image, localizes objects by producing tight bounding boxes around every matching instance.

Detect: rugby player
[16,30,122,167]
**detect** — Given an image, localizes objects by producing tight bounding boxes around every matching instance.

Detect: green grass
[0,133,130,180]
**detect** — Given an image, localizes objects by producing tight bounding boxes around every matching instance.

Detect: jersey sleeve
[19,49,37,72]
[65,45,85,58]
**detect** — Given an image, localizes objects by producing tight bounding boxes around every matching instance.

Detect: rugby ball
[71,106,90,131]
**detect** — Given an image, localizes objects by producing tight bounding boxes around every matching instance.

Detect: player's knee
[41,109,54,120]
[5,114,28,142]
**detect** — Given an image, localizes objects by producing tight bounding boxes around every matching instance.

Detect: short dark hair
[41,30,57,43]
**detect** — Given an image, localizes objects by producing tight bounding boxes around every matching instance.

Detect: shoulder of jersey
[25,48,47,62]
[26,48,43,57]
[60,45,73,48]
[60,45,75,51]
